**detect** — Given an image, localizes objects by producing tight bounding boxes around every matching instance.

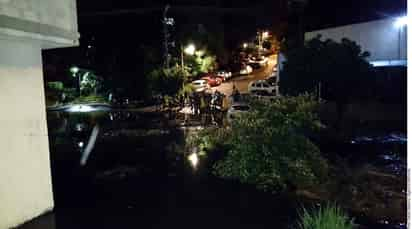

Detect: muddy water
[46,109,406,229]
[47,110,300,229]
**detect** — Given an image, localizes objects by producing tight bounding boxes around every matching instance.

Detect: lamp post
[181,43,196,74]
[70,66,81,96]
[257,31,269,57]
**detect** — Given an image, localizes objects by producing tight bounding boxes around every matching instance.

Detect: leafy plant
[148,65,186,97]
[297,204,355,229]
[195,94,328,192]
[47,81,64,91]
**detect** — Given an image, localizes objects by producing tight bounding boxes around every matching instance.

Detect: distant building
[305,16,407,67]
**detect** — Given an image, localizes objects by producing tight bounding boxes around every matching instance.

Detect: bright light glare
[262,31,269,39]
[394,16,408,27]
[243,43,248,48]
[188,153,199,169]
[70,66,79,74]
[78,142,84,148]
[184,44,196,55]
[67,105,95,113]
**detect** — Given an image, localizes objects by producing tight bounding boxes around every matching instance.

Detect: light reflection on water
[188,153,199,169]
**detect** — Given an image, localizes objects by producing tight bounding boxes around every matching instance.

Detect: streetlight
[243,43,248,49]
[181,43,196,72]
[394,16,408,27]
[70,66,81,96]
[262,31,269,39]
[184,44,196,56]
[394,16,408,60]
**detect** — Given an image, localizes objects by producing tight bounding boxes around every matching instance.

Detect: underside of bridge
[0,1,79,228]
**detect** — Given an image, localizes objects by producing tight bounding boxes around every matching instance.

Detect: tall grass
[298,204,355,229]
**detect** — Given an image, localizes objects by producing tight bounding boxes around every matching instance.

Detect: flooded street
[47,109,301,229]
[45,108,406,229]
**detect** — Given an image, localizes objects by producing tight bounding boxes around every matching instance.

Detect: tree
[280,36,373,128]
[147,65,186,97]
[193,94,328,192]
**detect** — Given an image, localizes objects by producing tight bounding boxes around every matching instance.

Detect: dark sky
[77,0,407,27]
[42,0,406,82]
[74,0,407,50]
[304,0,407,30]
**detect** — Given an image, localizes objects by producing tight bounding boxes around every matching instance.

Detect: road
[212,54,278,97]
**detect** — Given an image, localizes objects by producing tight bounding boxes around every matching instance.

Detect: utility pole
[181,45,184,72]
[257,30,262,57]
[162,5,173,69]
[318,82,322,102]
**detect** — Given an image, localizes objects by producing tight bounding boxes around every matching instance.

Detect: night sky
[74,0,407,52]
[42,0,406,82]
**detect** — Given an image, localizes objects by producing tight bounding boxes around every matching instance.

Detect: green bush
[298,204,355,229]
[47,81,64,91]
[70,95,107,104]
[196,94,328,192]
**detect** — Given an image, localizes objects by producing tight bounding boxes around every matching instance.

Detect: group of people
[184,90,225,115]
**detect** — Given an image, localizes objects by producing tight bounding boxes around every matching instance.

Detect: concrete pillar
[0,1,79,228]
[0,39,54,229]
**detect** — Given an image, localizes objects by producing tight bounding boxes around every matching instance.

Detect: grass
[298,204,355,229]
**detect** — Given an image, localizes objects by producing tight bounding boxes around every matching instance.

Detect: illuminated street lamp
[394,16,408,28]
[184,44,196,56]
[262,31,269,39]
[70,66,79,75]
[70,66,81,96]
[181,43,196,74]
[243,43,248,49]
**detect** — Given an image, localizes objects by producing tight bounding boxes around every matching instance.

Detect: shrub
[47,81,64,91]
[298,204,355,229]
[70,95,107,104]
[196,94,328,192]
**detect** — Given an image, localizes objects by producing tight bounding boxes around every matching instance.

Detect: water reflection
[188,152,199,169]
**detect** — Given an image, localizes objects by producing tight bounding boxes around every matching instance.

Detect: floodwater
[45,108,406,229]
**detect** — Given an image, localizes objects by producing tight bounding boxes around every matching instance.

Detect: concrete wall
[0,39,54,229]
[0,0,80,49]
[305,18,407,62]
[0,1,79,228]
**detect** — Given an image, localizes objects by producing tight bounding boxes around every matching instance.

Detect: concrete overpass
[0,1,79,228]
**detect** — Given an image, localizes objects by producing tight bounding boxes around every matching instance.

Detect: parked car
[191,79,209,92]
[216,70,232,81]
[240,65,253,75]
[265,75,278,86]
[248,80,278,95]
[248,56,269,67]
[250,91,278,102]
[227,102,251,122]
[201,74,222,87]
